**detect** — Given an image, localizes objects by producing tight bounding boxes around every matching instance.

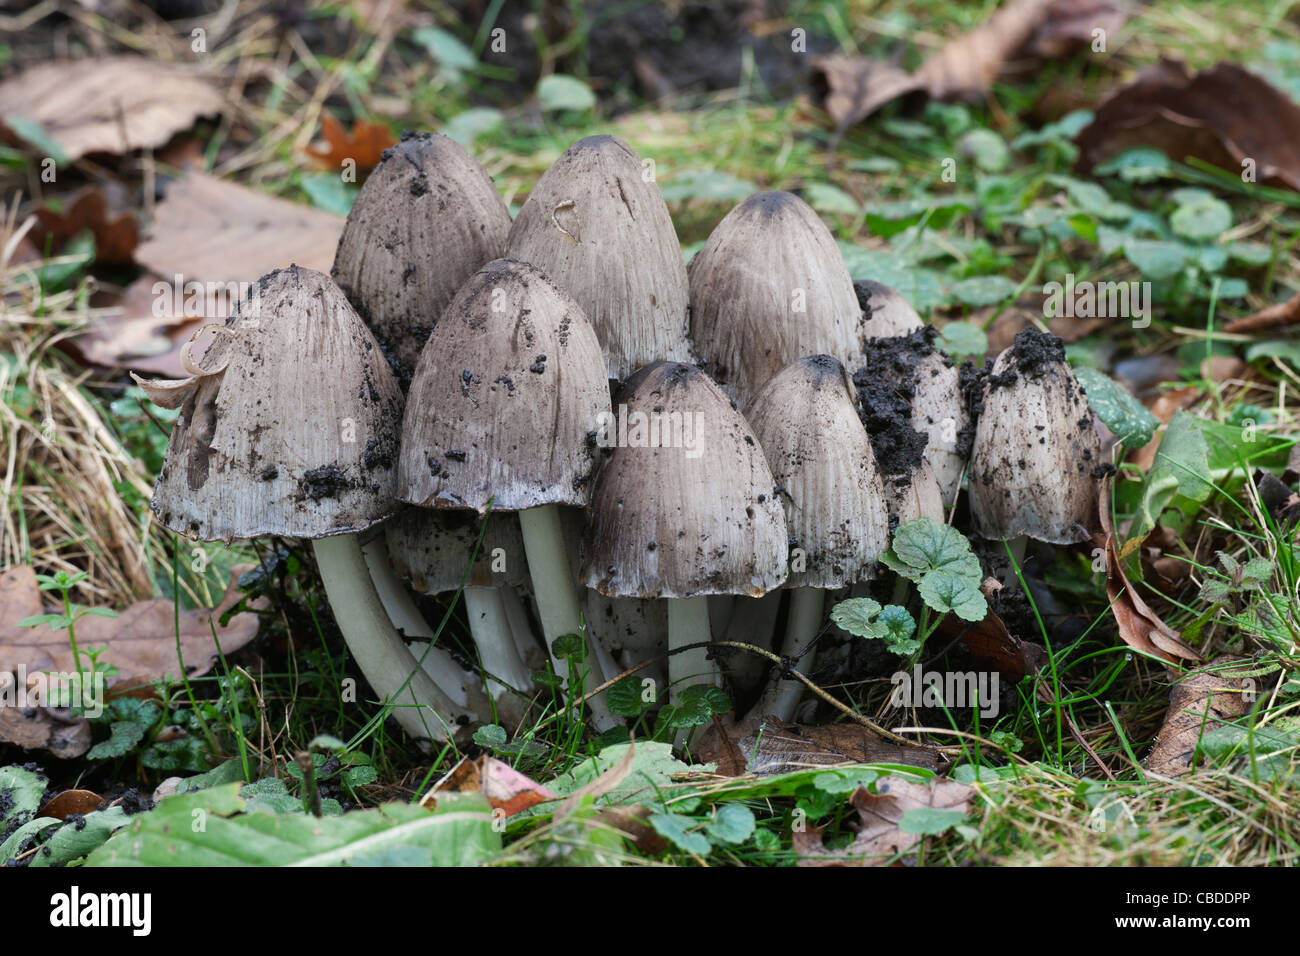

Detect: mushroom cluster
[136,131,1103,743]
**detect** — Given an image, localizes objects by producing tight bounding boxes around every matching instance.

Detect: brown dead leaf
[134,171,344,286]
[1200,355,1247,385]
[303,114,396,173]
[0,564,260,682]
[596,803,668,855]
[38,789,103,820]
[1094,478,1201,665]
[0,706,90,758]
[1075,60,1300,191]
[693,714,940,777]
[423,754,557,816]
[32,187,138,265]
[794,775,975,867]
[938,606,1047,681]
[0,56,224,162]
[1146,660,1250,777]
[76,273,237,377]
[1223,290,1300,334]
[811,0,1102,130]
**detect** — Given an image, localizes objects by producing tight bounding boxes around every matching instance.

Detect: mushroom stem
[464,585,533,695]
[313,533,475,743]
[359,537,491,717]
[500,585,544,673]
[749,588,822,722]
[518,504,617,729]
[667,595,718,694]
[1007,534,1028,582]
[723,592,781,693]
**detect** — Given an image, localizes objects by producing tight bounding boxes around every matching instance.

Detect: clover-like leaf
[829,597,883,638]
[890,519,982,583]
[918,568,988,622]
[605,676,647,717]
[648,812,711,855]
[551,633,585,660]
[705,804,756,845]
[868,605,921,656]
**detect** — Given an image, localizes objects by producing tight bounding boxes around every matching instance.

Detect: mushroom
[743,355,890,721]
[396,258,616,727]
[583,361,788,697]
[969,327,1102,554]
[855,278,925,338]
[857,324,970,504]
[689,190,863,408]
[332,131,511,390]
[133,266,473,743]
[504,134,692,379]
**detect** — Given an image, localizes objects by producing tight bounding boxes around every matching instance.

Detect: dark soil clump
[851,328,938,481]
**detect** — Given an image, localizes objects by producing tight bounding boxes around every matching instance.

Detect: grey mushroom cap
[505,134,692,379]
[745,355,889,589]
[331,131,511,388]
[583,362,788,599]
[136,266,402,542]
[885,457,945,526]
[385,507,529,593]
[969,328,1102,545]
[397,258,610,513]
[689,190,863,408]
[855,279,925,338]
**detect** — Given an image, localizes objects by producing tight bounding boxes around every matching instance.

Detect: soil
[988,326,1068,391]
[851,328,936,479]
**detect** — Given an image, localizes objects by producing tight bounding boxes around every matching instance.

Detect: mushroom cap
[583,362,788,599]
[504,134,691,379]
[385,506,529,593]
[969,328,1102,544]
[689,190,862,407]
[885,457,945,526]
[397,258,610,513]
[857,327,970,503]
[143,266,402,542]
[745,355,889,588]
[855,279,925,338]
[331,132,511,389]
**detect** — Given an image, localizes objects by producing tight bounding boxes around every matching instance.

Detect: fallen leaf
[303,114,395,173]
[794,775,975,866]
[0,56,224,162]
[1223,289,1300,334]
[1094,478,1201,665]
[938,606,1047,682]
[1075,60,1300,192]
[1146,660,1250,776]
[134,171,344,286]
[1019,0,1128,60]
[32,187,138,265]
[554,738,637,818]
[692,714,940,777]
[424,754,557,817]
[810,0,1090,130]
[38,789,102,820]
[1200,355,1247,385]
[0,706,90,758]
[0,564,260,683]
[76,273,236,377]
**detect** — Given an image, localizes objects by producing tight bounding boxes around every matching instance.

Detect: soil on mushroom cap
[851,328,938,481]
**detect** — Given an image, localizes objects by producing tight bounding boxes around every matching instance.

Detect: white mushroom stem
[313,534,474,743]
[723,591,781,692]
[518,504,617,729]
[500,585,545,673]
[749,588,822,722]
[668,595,718,694]
[359,537,490,717]
[1007,534,1028,583]
[464,585,533,696]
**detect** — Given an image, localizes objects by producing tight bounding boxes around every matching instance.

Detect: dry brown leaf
[77,273,235,377]
[303,114,396,173]
[0,706,90,758]
[794,775,975,867]
[1075,60,1300,192]
[1019,0,1127,60]
[810,0,1093,130]
[1223,290,1300,334]
[423,755,557,817]
[692,714,940,777]
[38,789,103,820]
[1094,478,1201,665]
[937,605,1047,682]
[1146,660,1250,777]
[32,187,138,265]
[134,171,344,286]
[0,564,260,682]
[0,56,224,162]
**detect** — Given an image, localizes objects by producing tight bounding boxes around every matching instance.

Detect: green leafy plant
[18,570,118,708]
